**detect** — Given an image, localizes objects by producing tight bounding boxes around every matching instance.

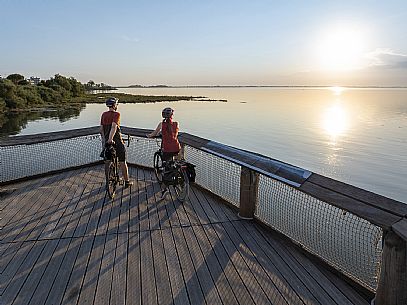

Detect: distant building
[28,76,41,85]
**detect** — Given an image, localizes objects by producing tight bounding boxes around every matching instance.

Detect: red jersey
[162,120,181,153]
[100,111,122,143]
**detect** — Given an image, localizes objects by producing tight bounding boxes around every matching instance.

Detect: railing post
[375,230,407,305]
[239,166,259,219]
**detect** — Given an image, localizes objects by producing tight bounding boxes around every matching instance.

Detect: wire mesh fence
[0,134,101,183]
[256,173,383,290]
[184,145,241,207]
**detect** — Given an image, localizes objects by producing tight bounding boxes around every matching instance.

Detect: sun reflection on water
[322,103,349,142]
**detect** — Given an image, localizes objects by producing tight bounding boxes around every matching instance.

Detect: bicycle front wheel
[106,162,117,199]
[174,168,190,202]
[153,151,164,183]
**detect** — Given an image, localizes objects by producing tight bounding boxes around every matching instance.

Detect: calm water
[6,87,407,203]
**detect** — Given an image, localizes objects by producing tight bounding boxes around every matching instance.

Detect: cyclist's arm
[107,122,118,144]
[99,125,105,145]
[147,122,162,138]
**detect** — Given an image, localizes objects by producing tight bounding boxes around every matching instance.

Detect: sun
[316,25,366,71]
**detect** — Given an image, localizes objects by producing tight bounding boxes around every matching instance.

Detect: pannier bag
[185,162,196,183]
[101,145,116,161]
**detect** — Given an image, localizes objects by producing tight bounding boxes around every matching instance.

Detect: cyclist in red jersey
[148,107,181,160]
[148,107,181,198]
[100,98,132,188]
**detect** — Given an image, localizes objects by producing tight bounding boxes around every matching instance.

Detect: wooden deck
[0,164,371,305]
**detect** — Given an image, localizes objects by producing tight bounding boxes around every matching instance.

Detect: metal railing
[1,126,406,304]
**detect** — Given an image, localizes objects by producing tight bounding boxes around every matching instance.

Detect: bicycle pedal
[119,179,124,186]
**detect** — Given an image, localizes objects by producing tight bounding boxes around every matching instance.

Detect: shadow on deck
[0,164,370,305]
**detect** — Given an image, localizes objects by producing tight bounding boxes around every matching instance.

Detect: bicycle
[152,137,190,202]
[103,135,130,199]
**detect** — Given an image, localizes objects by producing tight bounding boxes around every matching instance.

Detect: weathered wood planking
[0,165,371,305]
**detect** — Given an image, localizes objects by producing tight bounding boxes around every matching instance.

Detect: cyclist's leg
[116,141,132,187]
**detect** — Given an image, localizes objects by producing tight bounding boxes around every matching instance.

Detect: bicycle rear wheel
[153,151,164,183]
[173,168,190,202]
[106,161,118,199]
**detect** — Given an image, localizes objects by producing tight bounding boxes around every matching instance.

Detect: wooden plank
[94,234,117,304]
[150,229,173,305]
[118,174,131,234]
[253,223,343,305]
[76,234,106,305]
[212,223,272,305]
[172,226,205,304]
[222,221,289,305]
[39,167,87,239]
[300,181,401,229]
[44,237,82,305]
[308,173,407,217]
[128,166,141,233]
[230,221,305,305]
[47,169,91,238]
[183,226,223,305]
[140,230,158,305]
[0,241,35,295]
[28,238,71,305]
[106,185,123,235]
[204,224,255,305]
[63,169,98,238]
[144,169,161,231]
[12,239,59,305]
[0,241,23,274]
[25,170,78,240]
[191,224,239,305]
[0,240,46,303]
[0,172,64,242]
[138,168,150,231]
[161,227,190,305]
[110,233,128,305]
[73,180,104,237]
[61,236,95,305]
[393,218,407,241]
[83,180,106,236]
[240,221,320,305]
[286,240,365,305]
[185,186,210,225]
[127,232,142,305]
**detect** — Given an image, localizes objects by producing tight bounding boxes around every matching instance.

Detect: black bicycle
[152,138,190,202]
[103,136,130,199]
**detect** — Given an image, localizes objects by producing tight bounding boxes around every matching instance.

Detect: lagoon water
[8,87,407,203]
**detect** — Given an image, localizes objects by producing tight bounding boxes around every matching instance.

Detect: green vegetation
[71,92,195,104]
[0,74,199,114]
[0,74,85,112]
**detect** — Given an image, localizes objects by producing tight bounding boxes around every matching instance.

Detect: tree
[6,73,25,85]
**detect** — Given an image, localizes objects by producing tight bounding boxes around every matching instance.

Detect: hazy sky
[1,0,407,86]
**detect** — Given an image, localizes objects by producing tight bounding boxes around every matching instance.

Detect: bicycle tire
[106,161,118,199]
[174,168,190,202]
[153,151,164,183]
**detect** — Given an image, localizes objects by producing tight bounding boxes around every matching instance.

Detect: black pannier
[185,162,196,183]
[101,145,116,161]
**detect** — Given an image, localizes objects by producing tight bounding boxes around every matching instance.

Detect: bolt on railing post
[374,230,407,305]
[238,166,259,219]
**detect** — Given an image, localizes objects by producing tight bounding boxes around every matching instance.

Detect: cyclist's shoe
[124,180,133,189]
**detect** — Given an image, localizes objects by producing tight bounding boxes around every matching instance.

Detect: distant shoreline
[116,85,407,89]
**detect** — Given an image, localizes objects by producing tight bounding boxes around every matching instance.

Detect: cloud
[122,35,139,43]
[365,49,407,69]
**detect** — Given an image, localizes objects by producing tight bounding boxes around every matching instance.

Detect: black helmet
[162,107,174,118]
[106,97,118,107]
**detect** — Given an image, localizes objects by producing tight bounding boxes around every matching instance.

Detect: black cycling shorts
[115,141,127,162]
